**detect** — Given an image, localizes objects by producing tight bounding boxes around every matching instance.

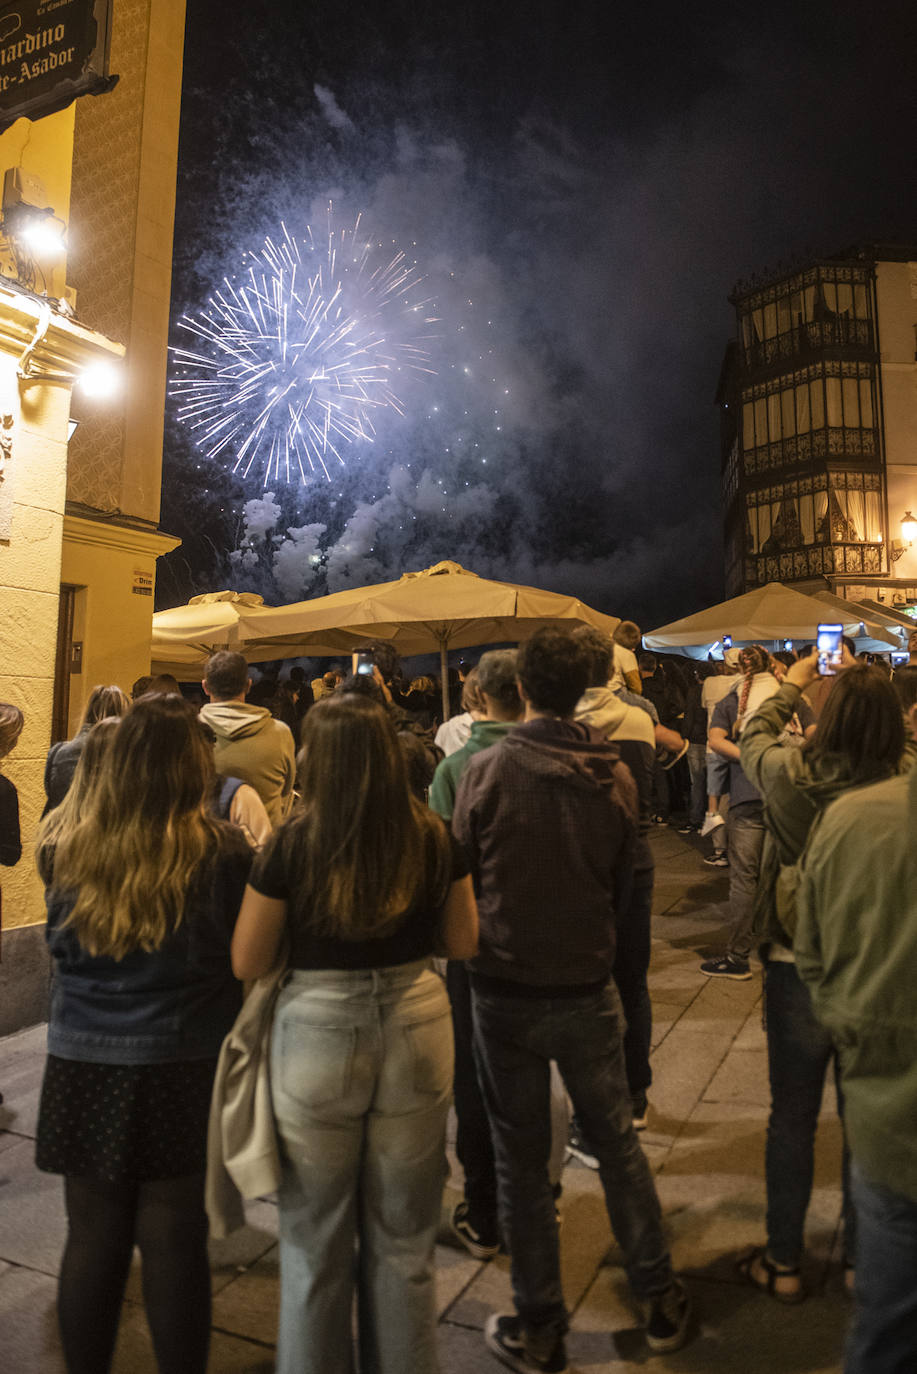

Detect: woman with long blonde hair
[232,692,478,1374]
[35,693,251,1374]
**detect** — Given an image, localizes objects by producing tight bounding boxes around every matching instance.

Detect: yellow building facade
[0,0,186,1033]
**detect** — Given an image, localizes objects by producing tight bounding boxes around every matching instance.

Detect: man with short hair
[610,620,643,695]
[200,650,296,828]
[431,650,524,1260]
[453,626,690,1372]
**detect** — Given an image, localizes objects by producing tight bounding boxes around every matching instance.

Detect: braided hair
[736,644,771,721]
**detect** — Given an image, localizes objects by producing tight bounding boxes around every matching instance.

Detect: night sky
[158,0,917,632]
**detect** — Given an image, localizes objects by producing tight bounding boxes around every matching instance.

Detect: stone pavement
[0,827,848,1372]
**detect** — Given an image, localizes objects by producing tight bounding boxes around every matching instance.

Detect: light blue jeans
[270,960,453,1374]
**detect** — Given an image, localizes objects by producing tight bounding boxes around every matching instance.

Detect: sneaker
[484,1313,568,1373]
[632,1092,648,1131]
[702,853,728,867]
[700,812,724,837]
[642,1281,692,1353]
[700,953,752,980]
[675,821,696,834]
[451,1200,500,1260]
[566,1126,599,1169]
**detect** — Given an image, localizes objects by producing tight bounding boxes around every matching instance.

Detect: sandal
[736,1248,806,1305]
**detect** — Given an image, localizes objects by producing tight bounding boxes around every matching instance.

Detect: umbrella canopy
[241,561,621,718]
[643,581,895,659]
[150,589,368,678]
[153,562,621,718]
[811,591,904,654]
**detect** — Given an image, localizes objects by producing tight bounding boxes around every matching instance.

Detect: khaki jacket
[205,962,285,1239]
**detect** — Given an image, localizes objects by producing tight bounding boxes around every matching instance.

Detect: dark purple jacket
[452,717,637,988]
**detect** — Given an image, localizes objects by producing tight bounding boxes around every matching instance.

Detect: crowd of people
[0,615,915,1374]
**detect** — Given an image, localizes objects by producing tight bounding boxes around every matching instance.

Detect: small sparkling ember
[170,206,438,485]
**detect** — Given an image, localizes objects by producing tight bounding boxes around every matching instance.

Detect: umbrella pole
[439,639,450,724]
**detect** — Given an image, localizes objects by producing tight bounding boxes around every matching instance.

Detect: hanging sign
[0,0,117,131]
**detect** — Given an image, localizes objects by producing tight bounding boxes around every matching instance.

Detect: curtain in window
[743,402,755,449]
[842,377,860,427]
[781,388,796,437]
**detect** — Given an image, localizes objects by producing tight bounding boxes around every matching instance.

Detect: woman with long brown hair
[737,653,910,1303]
[35,694,251,1374]
[43,682,130,812]
[232,692,477,1374]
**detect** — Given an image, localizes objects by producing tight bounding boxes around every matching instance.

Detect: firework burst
[171,208,439,484]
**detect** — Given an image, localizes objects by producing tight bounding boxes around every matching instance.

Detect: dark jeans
[725,802,765,960]
[764,960,853,1266]
[612,872,653,1097]
[445,960,497,1227]
[847,1163,917,1374]
[471,979,673,1358]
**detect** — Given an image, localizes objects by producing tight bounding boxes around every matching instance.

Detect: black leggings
[59,1172,211,1374]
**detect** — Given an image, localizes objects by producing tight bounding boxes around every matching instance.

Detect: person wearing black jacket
[453,627,691,1370]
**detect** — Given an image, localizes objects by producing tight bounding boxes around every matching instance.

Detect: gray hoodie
[200,702,295,828]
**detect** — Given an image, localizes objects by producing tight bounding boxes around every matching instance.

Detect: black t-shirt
[0,773,21,867]
[250,820,468,970]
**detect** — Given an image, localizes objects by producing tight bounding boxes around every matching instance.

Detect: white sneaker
[699,813,724,837]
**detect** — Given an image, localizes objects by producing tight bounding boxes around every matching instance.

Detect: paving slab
[0,1136,66,1275]
[572,1270,845,1372]
[0,1263,67,1374]
[0,1022,46,1140]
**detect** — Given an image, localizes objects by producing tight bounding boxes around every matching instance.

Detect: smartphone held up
[816,624,844,676]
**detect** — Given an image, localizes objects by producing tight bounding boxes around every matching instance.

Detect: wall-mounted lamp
[892,511,917,563]
[1,169,66,289]
[76,361,121,400]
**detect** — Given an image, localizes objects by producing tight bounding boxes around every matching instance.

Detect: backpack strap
[215,774,245,820]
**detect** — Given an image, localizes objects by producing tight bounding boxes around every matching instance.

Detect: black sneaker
[700,953,752,981]
[631,1092,649,1131]
[451,1200,500,1260]
[484,1313,568,1373]
[565,1126,599,1169]
[642,1280,692,1353]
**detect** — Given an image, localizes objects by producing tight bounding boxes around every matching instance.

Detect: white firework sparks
[171,208,439,484]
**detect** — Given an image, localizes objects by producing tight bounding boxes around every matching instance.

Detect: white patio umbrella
[643,581,898,660]
[242,561,622,719]
[154,563,621,719]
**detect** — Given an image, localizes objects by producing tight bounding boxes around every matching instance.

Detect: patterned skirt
[35,1055,218,1182]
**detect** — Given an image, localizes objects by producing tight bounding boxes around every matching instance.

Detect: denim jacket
[45,835,251,1066]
